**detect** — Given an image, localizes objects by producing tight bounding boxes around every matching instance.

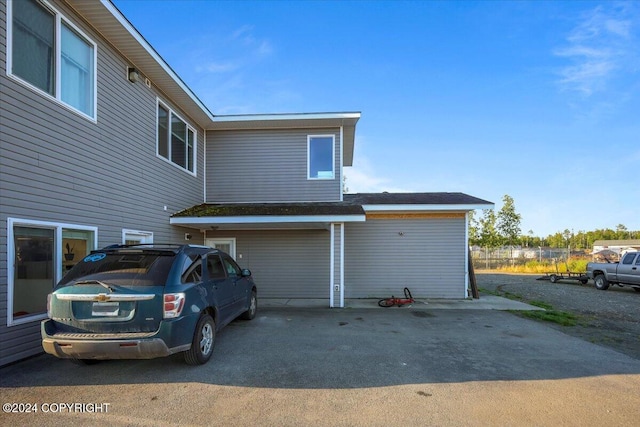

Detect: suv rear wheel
[184,314,215,365]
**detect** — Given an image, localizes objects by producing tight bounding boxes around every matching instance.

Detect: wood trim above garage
[365,212,466,220]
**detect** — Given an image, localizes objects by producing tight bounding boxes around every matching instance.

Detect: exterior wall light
[127,67,139,83]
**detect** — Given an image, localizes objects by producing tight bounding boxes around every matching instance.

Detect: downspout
[203,129,207,203]
[202,129,208,246]
[340,125,344,202]
[339,126,345,306]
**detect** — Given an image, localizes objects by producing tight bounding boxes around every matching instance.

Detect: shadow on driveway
[2,308,640,390]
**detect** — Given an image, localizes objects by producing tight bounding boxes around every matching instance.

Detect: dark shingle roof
[172,193,492,219]
[343,192,492,205]
[172,202,364,218]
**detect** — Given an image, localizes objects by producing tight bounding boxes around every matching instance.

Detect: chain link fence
[470,247,576,270]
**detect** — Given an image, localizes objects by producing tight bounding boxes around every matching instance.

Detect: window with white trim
[7,218,97,326]
[122,229,154,245]
[8,0,97,119]
[205,238,236,259]
[308,135,335,179]
[157,102,196,173]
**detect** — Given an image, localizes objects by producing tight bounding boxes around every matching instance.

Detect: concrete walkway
[260,295,542,310]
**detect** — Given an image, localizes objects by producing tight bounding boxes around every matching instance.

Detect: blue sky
[113,0,640,237]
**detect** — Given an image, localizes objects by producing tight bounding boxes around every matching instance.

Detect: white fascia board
[362,204,494,212]
[170,215,366,225]
[100,0,214,122]
[211,112,361,123]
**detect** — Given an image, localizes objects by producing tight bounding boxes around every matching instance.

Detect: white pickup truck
[586,251,640,291]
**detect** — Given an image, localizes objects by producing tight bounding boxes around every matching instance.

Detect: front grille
[52,332,156,340]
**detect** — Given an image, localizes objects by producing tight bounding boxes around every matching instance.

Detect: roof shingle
[343,192,492,205]
[172,202,364,218]
[172,193,492,218]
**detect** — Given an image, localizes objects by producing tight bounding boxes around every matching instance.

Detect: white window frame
[6,0,98,122]
[122,229,154,245]
[205,238,237,259]
[6,218,98,327]
[307,135,335,180]
[156,99,197,176]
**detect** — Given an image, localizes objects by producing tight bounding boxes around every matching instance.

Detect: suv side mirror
[241,269,252,278]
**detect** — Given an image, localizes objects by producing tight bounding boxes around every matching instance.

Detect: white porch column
[329,223,344,308]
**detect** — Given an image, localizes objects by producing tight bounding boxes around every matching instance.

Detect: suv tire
[184,314,215,365]
[241,290,257,320]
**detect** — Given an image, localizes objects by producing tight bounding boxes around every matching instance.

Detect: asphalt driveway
[2,307,640,426]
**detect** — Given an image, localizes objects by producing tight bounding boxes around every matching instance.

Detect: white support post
[339,222,345,308]
[330,223,335,308]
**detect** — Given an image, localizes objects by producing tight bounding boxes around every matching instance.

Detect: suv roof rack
[95,243,214,251]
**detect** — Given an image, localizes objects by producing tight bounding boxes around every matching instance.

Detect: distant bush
[567,258,589,272]
[494,257,589,274]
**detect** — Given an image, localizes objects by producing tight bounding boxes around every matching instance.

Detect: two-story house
[0,0,492,367]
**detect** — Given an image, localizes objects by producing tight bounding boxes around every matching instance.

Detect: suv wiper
[74,280,115,292]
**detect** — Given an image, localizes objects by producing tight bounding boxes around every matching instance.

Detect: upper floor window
[9,0,97,119]
[157,102,196,174]
[308,135,335,179]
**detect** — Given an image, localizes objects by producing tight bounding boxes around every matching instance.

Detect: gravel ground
[476,272,640,360]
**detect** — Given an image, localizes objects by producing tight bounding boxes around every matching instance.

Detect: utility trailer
[537,264,589,285]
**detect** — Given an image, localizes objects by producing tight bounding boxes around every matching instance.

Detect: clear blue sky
[113,0,639,237]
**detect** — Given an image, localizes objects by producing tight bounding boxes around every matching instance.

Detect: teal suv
[42,244,257,365]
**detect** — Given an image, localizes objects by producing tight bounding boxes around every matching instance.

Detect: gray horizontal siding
[344,218,467,299]
[0,0,6,352]
[206,129,342,203]
[0,1,204,366]
[207,229,330,299]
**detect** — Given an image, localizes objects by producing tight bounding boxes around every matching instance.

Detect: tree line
[469,195,638,250]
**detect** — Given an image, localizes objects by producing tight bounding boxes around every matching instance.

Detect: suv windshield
[59,251,176,287]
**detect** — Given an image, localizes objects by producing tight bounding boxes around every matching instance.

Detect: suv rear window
[59,251,176,287]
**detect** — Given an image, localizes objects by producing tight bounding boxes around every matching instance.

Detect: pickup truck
[586,251,640,291]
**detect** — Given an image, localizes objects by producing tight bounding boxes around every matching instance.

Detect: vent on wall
[145,78,151,88]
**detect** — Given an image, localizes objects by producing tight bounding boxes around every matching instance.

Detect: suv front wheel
[184,314,215,365]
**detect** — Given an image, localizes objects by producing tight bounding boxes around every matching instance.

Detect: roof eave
[66,0,215,127]
[210,112,361,124]
[170,214,367,227]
